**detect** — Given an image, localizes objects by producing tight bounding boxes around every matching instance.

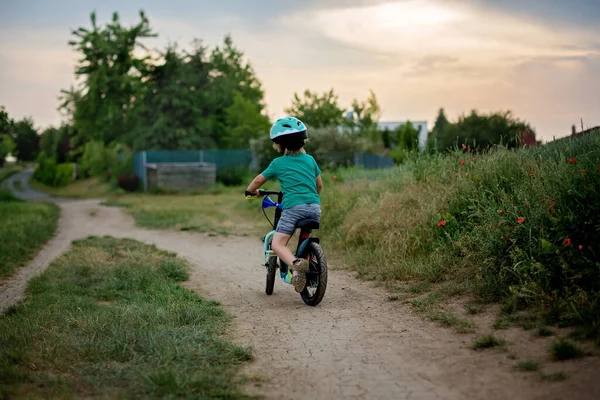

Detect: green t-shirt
[262,153,321,209]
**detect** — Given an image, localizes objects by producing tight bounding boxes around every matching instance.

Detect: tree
[224,92,270,149]
[0,106,15,166]
[345,90,381,139]
[435,110,533,151]
[39,125,76,163]
[63,11,156,146]
[10,117,39,161]
[427,108,449,151]
[208,35,268,148]
[131,44,213,150]
[285,89,344,128]
[396,121,419,151]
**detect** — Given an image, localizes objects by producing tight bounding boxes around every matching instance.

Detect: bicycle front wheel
[266,255,277,295]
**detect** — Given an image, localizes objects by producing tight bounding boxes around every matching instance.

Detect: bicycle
[245,189,328,306]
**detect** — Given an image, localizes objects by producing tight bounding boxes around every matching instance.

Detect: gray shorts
[276,204,321,235]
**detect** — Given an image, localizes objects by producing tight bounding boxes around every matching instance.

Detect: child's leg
[271,232,296,267]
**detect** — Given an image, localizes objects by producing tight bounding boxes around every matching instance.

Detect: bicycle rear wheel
[266,255,277,295]
[300,242,327,306]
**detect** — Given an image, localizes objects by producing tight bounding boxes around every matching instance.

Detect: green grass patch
[104,186,266,237]
[0,236,251,399]
[473,335,504,350]
[411,293,475,333]
[515,360,539,371]
[30,177,116,198]
[0,164,21,183]
[0,188,59,278]
[550,338,584,360]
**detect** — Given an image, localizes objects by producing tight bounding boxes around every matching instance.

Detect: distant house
[377,121,429,152]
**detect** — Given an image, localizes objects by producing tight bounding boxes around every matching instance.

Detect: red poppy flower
[563,238,571,247]
[498,209,505,214]
[529,170,534,176]
[517,217,525,224]
[579,245,584,250]
[324,169,329,173]
[468,146,471,151]
[580,169,587,174]
[333,176,337,180]
[460,160,465,165]
[437,220,447,227]
[550,198,556,203]
[567,158,576,164]
[462,144,466,149]
[498,221,505,226]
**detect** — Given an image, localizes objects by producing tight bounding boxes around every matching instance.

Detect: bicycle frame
[260,191,318,284]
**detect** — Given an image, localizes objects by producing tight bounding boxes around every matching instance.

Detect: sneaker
[291,258,309,293]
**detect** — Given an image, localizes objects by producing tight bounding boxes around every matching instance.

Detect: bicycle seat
[297,219,320,230]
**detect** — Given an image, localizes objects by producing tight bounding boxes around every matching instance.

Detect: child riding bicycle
[246,116,323,293]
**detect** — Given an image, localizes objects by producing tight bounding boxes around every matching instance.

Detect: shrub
[79,141,133,183]
[117,173,140,192]
[33,152,58,185]
[53,163,74,187]
[217,166,251,186]
[320,129,600,338]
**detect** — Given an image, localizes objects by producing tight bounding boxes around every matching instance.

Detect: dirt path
[2,174,599,400]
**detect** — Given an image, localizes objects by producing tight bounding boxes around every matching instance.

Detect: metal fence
[133,149,393,191]
[134,150,253,191]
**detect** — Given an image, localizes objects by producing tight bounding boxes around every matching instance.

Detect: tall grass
[0,237,251,399]
[0,188,59,277]
[320,131,600,340]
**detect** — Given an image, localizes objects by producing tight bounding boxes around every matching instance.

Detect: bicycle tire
[300,242,327,306]
[266,255,277,295]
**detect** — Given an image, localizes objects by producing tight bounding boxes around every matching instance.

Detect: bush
[117,173,140,192]
[79,141,133,183]
[320,129,600,338]
[53,163,74,187]
[217,166,251,186]
[33,152,58,185]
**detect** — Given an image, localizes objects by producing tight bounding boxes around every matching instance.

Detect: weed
[464,304,481,315]
[507,354,517,360]
[515,360,539,371]
[473,335,504,350]
[538,326,554,337]
[540,371,567,381]
[409,282,431,294]
[550,339,584,361]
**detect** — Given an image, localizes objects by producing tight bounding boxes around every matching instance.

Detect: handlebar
[245,189,283,199]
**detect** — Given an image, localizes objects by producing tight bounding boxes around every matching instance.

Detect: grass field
[0,164,22,183]
[30,177,116,198]
[0,236,252,399]
[103,186,267,237]
[0,188,59,278]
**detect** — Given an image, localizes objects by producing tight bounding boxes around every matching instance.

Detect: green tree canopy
[285,89,344,129]
[10,117,40,161]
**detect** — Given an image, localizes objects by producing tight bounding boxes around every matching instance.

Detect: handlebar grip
[245,190,256,197]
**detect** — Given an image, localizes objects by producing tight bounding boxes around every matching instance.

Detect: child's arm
[316,175,323,194]
[246,174,268,195]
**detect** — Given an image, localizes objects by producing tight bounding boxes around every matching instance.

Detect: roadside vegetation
[0,188,59,278]
[0,237,251,399]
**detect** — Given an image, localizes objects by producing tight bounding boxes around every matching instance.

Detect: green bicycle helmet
[269,116,308,153]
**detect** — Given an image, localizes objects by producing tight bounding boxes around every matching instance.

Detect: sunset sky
[1,0,599,141]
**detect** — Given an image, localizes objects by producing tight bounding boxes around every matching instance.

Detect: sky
[1,0,599,141]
